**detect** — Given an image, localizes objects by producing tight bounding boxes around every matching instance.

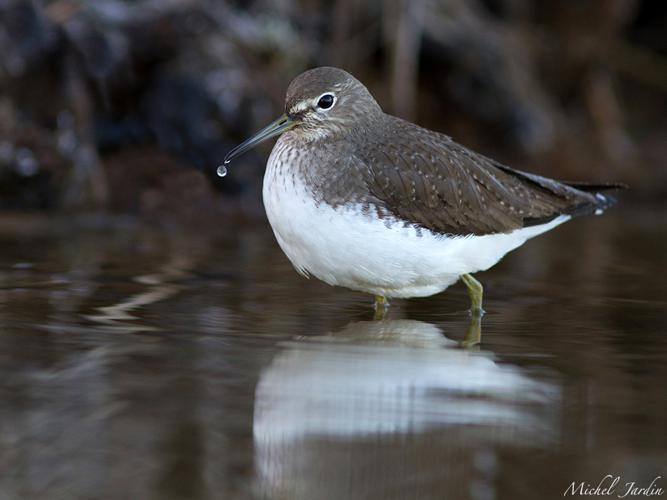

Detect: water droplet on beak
[216,165,227,177]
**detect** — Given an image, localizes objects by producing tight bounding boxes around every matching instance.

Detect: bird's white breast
[262,141,569,298]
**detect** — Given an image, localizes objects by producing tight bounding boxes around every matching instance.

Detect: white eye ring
[315,93,336,110]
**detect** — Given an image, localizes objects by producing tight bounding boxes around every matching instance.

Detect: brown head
[223,67,382,164]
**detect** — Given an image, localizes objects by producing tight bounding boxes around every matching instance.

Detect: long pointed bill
[223,114,295,164]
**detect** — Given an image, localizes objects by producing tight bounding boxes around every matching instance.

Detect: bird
[223,66,622,318]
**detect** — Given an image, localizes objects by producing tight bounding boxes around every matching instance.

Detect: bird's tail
[563,181,627,215]
[563,181,628,193]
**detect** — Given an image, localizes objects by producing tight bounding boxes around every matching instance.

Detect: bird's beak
[223,114,295,164]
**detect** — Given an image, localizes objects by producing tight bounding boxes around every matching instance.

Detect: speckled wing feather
[345,115,612,236]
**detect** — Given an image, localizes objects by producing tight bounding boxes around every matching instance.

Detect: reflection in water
[254,319,560,500]
[82,254,194,333]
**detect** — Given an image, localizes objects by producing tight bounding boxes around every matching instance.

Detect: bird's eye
[317,94,335,109]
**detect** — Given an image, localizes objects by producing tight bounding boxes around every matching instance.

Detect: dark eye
[317,94,335,109]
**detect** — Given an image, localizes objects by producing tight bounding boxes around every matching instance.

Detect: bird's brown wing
[350,116,609,236]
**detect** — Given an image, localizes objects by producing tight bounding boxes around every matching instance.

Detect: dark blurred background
[0,0,665,226]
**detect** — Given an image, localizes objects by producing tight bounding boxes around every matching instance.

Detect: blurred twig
[385,0,423,121]
[609,41,667,92]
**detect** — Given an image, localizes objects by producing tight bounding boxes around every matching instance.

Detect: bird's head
[223,67,381,164]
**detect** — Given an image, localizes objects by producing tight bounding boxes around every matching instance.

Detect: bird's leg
[461,274,484,314]
[460,313,482,349]
[373,295,389,320]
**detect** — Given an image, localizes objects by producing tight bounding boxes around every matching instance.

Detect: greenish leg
[460,313,482,349]
[373,295,389,321]
[461,273,484,314]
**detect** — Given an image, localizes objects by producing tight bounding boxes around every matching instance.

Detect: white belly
[262,153,569,298]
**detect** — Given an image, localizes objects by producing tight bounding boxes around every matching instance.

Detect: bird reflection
[253,318,559,500]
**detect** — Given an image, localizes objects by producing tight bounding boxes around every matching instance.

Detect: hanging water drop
[216,165,227,177]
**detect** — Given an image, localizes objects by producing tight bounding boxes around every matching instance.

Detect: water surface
[0,209,665,500]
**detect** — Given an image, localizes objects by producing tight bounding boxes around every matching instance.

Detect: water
[0,209,665,500]
[217,165,227,177]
